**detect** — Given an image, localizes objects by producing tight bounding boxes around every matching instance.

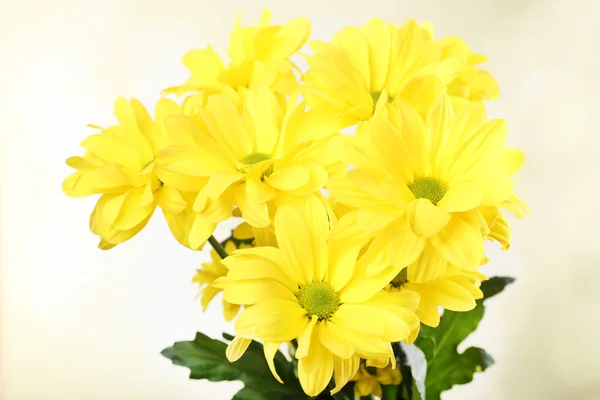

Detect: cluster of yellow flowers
[63,10,527,397]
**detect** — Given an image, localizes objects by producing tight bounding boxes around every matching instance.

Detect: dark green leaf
[161,332,307,400]
[414,276,514,399]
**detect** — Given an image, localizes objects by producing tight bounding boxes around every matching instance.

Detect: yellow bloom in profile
[351,364,402,397]
[302,18,498,127]
[193,229,253,321]
[164,10,310,100]
[63,98,200,249]
[388,265,487,327]
[328,94,526,281]
[215,196,420,396]
[159,86,336,235]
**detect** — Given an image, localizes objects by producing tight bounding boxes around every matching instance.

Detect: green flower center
[241,152,271,165]
[390,268,408,288]
[239,152,273,177]
[408,177,447,205]
[297,282,340,321]
[370,91,395,105]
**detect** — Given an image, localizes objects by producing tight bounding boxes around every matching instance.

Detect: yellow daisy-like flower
[215,196,420,396]
[159,85,336,238]
[193,229,254,322]
[63,98,198,249]
[388,265,487,327]
[351,364,402,397]
[164,10,310,101]
[328,94,527,281]
[302,18,498,127]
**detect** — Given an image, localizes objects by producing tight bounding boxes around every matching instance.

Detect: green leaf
[414,276,514,399]
[162,332,307,400]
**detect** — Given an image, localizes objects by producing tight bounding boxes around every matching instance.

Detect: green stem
[381,384,398,400]
[207,235,229,259]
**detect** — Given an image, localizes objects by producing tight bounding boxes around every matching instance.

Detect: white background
[1,0,600,399]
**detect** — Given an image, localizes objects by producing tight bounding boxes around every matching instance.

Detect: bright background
[1,0,599,399]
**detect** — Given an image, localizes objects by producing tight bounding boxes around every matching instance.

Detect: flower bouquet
[63,10,527,400]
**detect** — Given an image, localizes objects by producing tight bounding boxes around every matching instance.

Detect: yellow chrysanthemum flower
[214,196,420,396]
[63,98,201,249]
[302,18,498,127]
[164,10,310,101]
[193,227,254,321]
[418,21,499,103]
[158,86,337,239]
[328,94,527,281]
[387,265,487,327]
[351,364,402,397]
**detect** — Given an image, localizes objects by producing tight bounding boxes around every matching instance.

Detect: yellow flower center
[297,281,340,321]
[239,152,274,177]
[390,268,408,288]
[408,177,447,205]
[370,91,395,105]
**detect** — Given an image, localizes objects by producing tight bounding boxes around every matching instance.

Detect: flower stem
[381,385,398,400]
[207,235,229,259]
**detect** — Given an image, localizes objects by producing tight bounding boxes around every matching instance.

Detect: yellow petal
[332,304,384,335]
[426,279,477,311]
[223,300,240,322]
[327,234,363,293]
[296,315,318,359]
[430,216,483,270]
[437,182,482,213]
[233,222,254,241]
[113,187,156,231]
[449,118,507,180]
[319,321,354,359]
[364,18,391,90]
[266,164,309,190]
[298,341,334,397]
[259,17,310,62]
[224,255,297,291]
[200,286,220,311]
[475,175,515,205]
[235,184,270,228]
[263,342,284,384]
[158,185,187,213]
[200,173,240,202]
[399,75,446,117]
[331,356,360,395]
[205,95,252,158]
[406,199,451,238]
[102,192,128,226]
[394,99,430,176]
[80,130,142,170]
[379,178,415,209]
[290,162,328,196]
[327,172,377,208]
[407,242,447,283]
[340,263,398,304]
[356,206,403,232]
[274,205,314,285]
[222,279,296,305]
[247,86,282,154]
[246,175,276,203]
[226,336,251,362]
[302,195,330,282]
[386,219,426,269]
[114,97,155,163]
[188,214,215,250]
[235,300,307,342]
[425,93,454,175]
